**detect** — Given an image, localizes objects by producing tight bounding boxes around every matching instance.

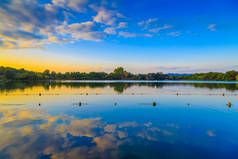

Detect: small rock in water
[227,102,231,108]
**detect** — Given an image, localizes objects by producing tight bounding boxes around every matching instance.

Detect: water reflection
[1,81,238,94]
[0,106,236,159]
[0,82,238,159]
[0,107,182,159]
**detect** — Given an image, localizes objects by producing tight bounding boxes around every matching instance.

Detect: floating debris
[152,102,156,106]
[72,102,87,106]
[227,102,232,108]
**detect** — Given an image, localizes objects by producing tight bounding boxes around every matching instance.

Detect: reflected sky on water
[0,81,238,159]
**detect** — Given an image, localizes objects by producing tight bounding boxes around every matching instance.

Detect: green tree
[51,71,56,78]
[112,67,132,80]
[2,68,17,81]
[114,67,124,75]
[110,67,125,79]
[43,69,50,79]
[224,70,238,81]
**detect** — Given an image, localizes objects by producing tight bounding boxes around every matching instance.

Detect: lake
[0,81,238,159]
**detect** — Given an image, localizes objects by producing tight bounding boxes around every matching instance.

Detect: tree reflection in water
[1,81,238,94]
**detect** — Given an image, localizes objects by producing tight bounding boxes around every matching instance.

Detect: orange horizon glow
[0,52,106,73]
[0,63,104,73]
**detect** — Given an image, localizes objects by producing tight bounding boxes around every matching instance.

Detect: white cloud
[143,34,153,37]
[71,32,104,41]
[0,0,63,49]
[0,0,125,50]
[167,31,181,37]
[48,36,72,43]
[149,24,173,33]
[138,18,158,29]
[57,21,105,41]
[0,0,177,50]
[118,32,153,38]
[117,22,128,29]
[208,24,216,31]
[104,27,117,35]
[0,40,17,50]
[0,30,42,41]
[68,21,96,32]
[51,0,89,12]
[93,7,123,26]
[137,21,145,27]
[118,31,137,38]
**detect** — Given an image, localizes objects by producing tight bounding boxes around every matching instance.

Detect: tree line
[169,71,238,81]
[0,66,237,81]
[0,66,167,81]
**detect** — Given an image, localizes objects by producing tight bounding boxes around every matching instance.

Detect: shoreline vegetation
[0,66,238,82]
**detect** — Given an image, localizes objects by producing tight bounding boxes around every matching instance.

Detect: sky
[0,0,238,73]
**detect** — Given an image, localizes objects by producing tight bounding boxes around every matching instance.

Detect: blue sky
[0,0,238,73]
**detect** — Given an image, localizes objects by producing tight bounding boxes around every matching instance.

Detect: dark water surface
[0,81,238,159]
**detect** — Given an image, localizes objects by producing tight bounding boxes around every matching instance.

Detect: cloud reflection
[1,103,236,159]
[0,107,181,159]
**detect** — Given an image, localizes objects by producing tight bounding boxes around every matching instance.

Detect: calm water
[0,81,238,159]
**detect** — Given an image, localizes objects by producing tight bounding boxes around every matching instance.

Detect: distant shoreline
[1,79,238,84]
[54,80,238,83]
[1,66,238,82]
